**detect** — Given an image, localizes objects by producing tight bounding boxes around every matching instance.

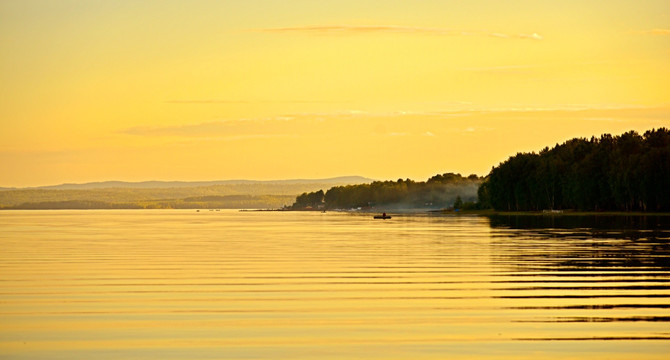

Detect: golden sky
[1,0,669,187]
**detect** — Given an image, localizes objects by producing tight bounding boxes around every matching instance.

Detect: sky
[1,0,669,187]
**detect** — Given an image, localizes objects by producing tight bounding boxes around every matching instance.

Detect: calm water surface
[1,210,669,359]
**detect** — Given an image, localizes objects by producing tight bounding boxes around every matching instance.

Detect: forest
[293,128,669,213]
[477,128,670,212]
[292,173,481,210]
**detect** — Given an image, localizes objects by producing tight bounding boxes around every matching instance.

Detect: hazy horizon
[2,1,669,187]
[0,175,376,190]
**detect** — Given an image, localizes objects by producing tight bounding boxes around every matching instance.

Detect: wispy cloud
[460,65,538,73]
[462,127,495,133]
[120,105,668,140]
[582,117,625,123]
[489,32,543,40]
[122,120,264,137]
[121,116,318,139]
[166,99,343,104]
[213,134,296,142]
[166,100,249,104]
[518,33,543,40]
[253,25,543,40]
[639,29,670,35]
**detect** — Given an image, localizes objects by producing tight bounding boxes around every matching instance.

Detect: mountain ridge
[29,176,374,190]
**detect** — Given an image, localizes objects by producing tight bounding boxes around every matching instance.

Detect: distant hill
[0,176,374,210]
[33,176,373,190]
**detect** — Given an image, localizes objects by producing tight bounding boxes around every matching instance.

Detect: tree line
[292,173,481,210]
[477,128,670,212]
[294,128,669,213]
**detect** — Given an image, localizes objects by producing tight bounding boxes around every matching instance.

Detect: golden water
[1,210,669,359]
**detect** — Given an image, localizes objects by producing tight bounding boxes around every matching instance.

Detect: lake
[1,210,669,359]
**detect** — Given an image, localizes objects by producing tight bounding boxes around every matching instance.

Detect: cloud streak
[166,100,249,104]
[460,64,538,73]
[120,105,668,139]
[123,124,294,142]
[166,99,344,104]
[253,25,543,40]
[122,120,262,137]
[640,29,670,35]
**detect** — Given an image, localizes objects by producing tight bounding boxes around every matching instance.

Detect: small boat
[374,214,392,220]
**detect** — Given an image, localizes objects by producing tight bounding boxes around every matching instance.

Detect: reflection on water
[488,214,670,271]
[0,210,669,359]
[486,214,670,344]
[488,214,670,230]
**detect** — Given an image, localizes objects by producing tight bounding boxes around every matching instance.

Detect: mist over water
[1,210,669,359]
[381,182,480,211]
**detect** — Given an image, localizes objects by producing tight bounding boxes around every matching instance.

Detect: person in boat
[382,212,386,217]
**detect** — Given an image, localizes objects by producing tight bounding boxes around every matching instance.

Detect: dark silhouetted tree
[478,128,670,212]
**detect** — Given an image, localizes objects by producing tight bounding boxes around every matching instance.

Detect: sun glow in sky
[1,0,669,187]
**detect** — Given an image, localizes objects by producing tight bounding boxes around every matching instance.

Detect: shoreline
[2,207,670,216]
[266,208,670,216]
[441,209,670,216]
